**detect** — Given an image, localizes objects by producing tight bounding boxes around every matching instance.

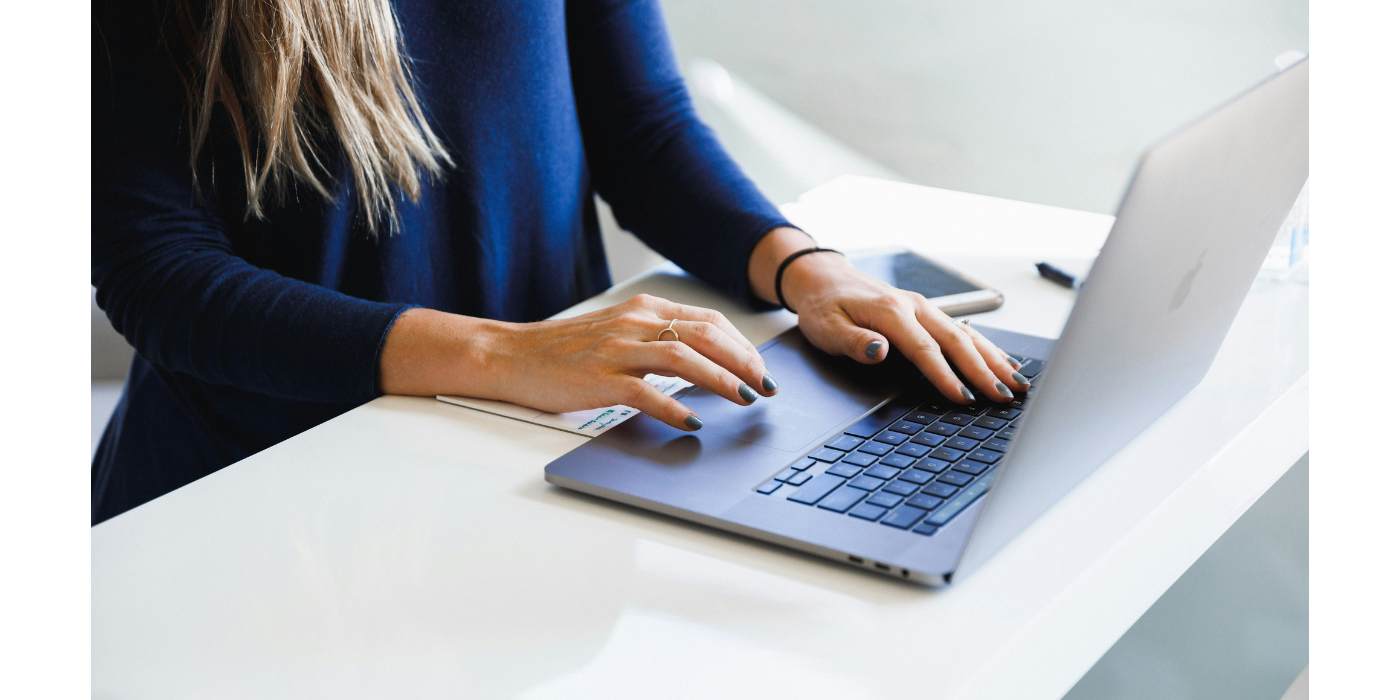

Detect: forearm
[378,308,512,399]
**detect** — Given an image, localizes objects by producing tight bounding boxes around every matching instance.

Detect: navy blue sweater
[92,0,791,524]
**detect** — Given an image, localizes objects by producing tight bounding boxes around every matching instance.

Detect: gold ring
[656,318,680,342]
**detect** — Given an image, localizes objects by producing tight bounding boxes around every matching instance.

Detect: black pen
[1035,262,1082,289]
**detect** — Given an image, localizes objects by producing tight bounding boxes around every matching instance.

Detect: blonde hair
[182,0,451,234]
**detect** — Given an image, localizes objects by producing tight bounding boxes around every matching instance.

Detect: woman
[92,0,1027,524]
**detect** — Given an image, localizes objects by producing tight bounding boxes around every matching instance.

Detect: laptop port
[901,569,910,578]
[848,555,864,564]
[874,562,891,572]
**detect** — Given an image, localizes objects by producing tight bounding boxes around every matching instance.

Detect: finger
[611,375,704,431]
[917,306,1013,402]
[630,339,755,407]
[800,307,890,365]
[957,323,1030,390]
[870,307,974,404]
[669,320,769,400]
[654,300,777,395]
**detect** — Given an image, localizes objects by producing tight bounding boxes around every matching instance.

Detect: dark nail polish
[738,384,758,404]
[865,341,884,360]
[762,372,778,392]
[1011,371,1029,386]
[684,414,703,430]
[959,385,974,402]
[995,382,1013,398]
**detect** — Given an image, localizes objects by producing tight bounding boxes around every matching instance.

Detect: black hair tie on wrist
[774,247,844,313]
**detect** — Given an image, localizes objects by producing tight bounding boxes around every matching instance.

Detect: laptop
[545,59,1308,585]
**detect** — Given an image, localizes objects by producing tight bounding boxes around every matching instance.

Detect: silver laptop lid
[953,60,1309,581]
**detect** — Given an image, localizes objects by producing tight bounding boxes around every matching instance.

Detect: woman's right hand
[379,294,778,431]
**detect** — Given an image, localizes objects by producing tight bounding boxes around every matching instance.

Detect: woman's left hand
[749,228,1029,405]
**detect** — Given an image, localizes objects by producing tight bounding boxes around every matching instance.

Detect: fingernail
[761,372,778,392]
[1006,357,1021,369]
[684,414,703,430]
[865,341,884,360]
[1011,371,1029,386]
[738,384,758,404]
[959,385,974,402]
[995,381,1013,398]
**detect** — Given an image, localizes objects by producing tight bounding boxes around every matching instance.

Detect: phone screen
[851,252,982,298]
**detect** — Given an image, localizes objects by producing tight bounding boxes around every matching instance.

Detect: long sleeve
[91,3,412,404]
[566,0,791,307]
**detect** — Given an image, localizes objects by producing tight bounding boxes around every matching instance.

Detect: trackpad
[678,329,911,453]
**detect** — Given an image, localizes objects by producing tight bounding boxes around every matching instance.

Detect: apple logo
[1169,250,1206,312]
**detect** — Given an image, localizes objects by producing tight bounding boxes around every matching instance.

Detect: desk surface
[93,176,1308,700]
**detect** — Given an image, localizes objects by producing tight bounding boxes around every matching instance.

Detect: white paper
[436,374,692,437]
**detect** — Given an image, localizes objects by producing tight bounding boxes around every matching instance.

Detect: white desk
[93,176,1308,700]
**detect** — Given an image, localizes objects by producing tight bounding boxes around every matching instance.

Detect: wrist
[379,307,511,398]
[780,250,852,315]
[748,226,831,305]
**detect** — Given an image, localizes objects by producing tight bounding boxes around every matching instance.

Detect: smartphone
[848,248,1003,316]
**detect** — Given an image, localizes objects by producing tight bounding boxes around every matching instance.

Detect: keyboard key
[848,475,885,491]
[925,423,959,437]
[1017,358,1046,377]
[983,438,1011,453]
[926,472,995,525]
[881,504,929,529]
[864,464,901,480]
[911,432,946,448]
[913,457,951,473]
[945,437,980,452]
[757,480,783,495]
[787,474,844,504]
[953,459,989,475]
[1006,397,1027,409]
[790,458,817,471]
[890,421,922,435]
[907,494,945,510]
[880,453,916,469]
[931,446,966,462]
[938,471,974,486]
[952,403,985,416]
[874,431,909,445]
[912,522,939,536]
[825,463,862,478]
[938,412,974,426]
[825,434,865,452]
[959,426,994,441]
[883,480,919,496]
[865,491,903,508]
[844,399,915,438]
[922,482,959,498]
[817,486,868,513]
[895,443,931,458]
[987,407,1022,421]
[995,427,1018,440]
[849,503,888,521]
[968,450,1002,464]
[898,468,936,485]
[858,441,894,456]
[973,416,1008,430]
[841,451,879,467]
[787,471,813,485]
[775,468,799,482]
[903,410,938,425]
[810,448,845,463]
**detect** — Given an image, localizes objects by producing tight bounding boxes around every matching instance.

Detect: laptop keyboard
[756,356,1046,536]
